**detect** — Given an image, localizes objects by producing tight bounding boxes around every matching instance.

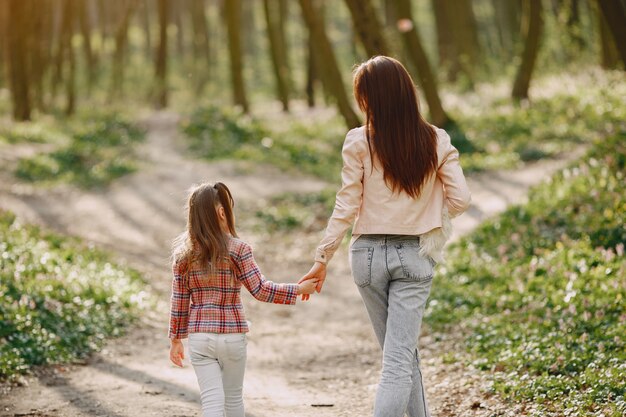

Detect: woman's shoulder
[343,126,369,155]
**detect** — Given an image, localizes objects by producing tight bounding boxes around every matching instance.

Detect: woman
[299,56,471,417]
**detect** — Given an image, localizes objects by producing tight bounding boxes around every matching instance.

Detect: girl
[300,56,471,417]
[168,182,318,417]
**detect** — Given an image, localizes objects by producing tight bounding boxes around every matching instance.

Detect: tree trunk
[492,0,521,56]
[78,0,96,92]
[512,0,544,100]
[6,0,31,120]
[431,0,454,71]
[597,0,626,68]
[154,0,169,109]
[62,0,76,115]
[141,0,152,59]
[596,2,621,68]
[343,0,391,56]
[111,0,137,99]
[224,0,249,112]
[306,29,317,108]
[189,0,211,93]
[29,0,52,111]
[263,0,290,111]
[392,0,448,127]
[298,0,360,128]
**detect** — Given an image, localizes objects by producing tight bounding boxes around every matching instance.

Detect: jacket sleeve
[314,129,365,264]
[234,243,298,305]
[437,130,471,218]
[168,261,190,339]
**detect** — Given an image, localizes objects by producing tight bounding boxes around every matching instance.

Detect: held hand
[298,262,327,301]
[297,279,319,300]
[169,340,185,367]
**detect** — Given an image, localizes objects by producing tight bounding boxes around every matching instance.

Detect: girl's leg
[189,333,225,417]
[217,333,247,417]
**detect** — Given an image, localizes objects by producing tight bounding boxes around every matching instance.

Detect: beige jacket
[314,126,471,264]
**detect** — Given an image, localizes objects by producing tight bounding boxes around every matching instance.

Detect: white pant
[188,332,247,417]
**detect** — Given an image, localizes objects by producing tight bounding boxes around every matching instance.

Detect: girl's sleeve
[437,131,471,218]
[234,243,298,305]
[168,262,191,339]
[314,129,365,264]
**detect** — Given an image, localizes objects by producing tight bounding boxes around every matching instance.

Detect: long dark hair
[172,182,237,277]
[353,56,438,198]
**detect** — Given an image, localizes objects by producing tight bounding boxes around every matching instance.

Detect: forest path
[0,111,584,417]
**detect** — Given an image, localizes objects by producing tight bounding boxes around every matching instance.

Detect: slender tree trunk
[306,29,317,107]
[596,2,621,68]
[154,0,169,109]
[298,0,360,128]
[597,0,626,68]
[6,0,31,120]
[111,0,137,99]
[431,0,454,72]
[62,0,76,115]
[224,0,249,112]
[343,0,391,56]
[512,0,544,99]
[173,1,185,57]
[78,0,96,92]
[29,0,52,111]
[493,0,521,56]
[264,0,290,111]
[141,0,152,59]
[392,0,448,126]
[189,0,211,93]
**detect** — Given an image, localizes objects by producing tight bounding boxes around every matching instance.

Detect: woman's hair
[353,56,438,198]
[171,182,237,277]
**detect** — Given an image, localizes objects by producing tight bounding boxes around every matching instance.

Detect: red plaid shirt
[168,237,298,339]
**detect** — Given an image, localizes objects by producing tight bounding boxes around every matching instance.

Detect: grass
[180,105,346,182]
[427,132,626,416]
[14,113,145,188]
[0,210,149,380]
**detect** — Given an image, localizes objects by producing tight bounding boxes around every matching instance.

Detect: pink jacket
[315,126,471,264]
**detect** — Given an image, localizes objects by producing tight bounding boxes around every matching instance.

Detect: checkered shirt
[168,237,298,339]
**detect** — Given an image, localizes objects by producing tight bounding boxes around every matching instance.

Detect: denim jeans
[351,235,434,417]
[188,332,247,417]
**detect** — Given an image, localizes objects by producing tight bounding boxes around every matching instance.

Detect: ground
[0,111,584,417]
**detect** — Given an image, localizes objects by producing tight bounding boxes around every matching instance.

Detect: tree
[492,0,522,59]
[263,0,291,111]
[224,0,249,112]
[298,0,360,128]
[596,3,621,69]
[154,0,169,108]
[111,0,137,99]
[62,0,76,115]
[597,0,626,69]
[512,0,544,100]
[78,0,96,92]
[189,0,211,93]
[6,0,32,120]
[392,0,449,127]
[343,0,391,56]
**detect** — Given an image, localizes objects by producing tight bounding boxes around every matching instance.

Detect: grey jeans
[351,235,434,417]
[188,332,247,417]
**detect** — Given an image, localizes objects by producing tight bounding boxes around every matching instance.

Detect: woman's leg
[189,333,225,417]
[217,333,247,417]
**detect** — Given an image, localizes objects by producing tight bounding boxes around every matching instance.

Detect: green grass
[15,113,145,188]
[427,132,626,416]
[0,210,148,380]
[180,105,345,182]
[453,71,626,172]
[0,121,66,145]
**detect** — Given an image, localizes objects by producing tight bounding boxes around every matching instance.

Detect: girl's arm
[168,261,191,340]
[234,242,300,304]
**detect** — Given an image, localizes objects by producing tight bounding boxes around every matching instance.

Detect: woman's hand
[169,339,185,367]
[298,262,327,301]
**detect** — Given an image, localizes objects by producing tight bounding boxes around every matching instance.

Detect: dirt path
[0,112,584,417]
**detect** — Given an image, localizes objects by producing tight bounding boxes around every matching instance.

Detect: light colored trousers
[188,332,247,417]
[351,235,434,417]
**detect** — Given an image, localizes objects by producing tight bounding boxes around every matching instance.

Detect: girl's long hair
[171,182,237,278]
[353,56,438,198]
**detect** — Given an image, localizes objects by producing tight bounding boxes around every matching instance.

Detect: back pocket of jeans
[225,337,247,361]
[395,245,433,281]
[350,247,374,287]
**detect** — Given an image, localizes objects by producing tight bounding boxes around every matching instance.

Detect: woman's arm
[234,242,301,304]
[437,131,471,217]
[314,129,365,264]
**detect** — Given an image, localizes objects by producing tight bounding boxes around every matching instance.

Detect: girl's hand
[169,339,185,367]
[299,262,327,301]
[297,279,319,299]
